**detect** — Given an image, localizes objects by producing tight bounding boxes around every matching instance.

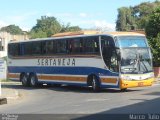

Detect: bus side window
[56,40,67,54]
[32,41,42,55]
[83,36,99,54]
[23,42,32,56]
[69,38,82,54]
[8,43,20,57]
[46,40,54,54]
[42,40,57,55]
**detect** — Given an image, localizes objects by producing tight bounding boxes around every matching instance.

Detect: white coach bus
[7,31,154,91]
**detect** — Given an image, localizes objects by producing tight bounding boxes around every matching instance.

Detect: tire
[21,73,29,87]
[29,74,38,87]
[120,88,127,92]
[91,75,101,92]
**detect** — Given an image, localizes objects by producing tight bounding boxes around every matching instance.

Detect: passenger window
[57,40,67,54]
[8,43,20,57]
[68,38,82,54]
[32,41,42,55]
[23,42,32,56]
[83,37,99,53]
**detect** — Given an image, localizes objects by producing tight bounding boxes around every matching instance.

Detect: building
[0,32,29,58]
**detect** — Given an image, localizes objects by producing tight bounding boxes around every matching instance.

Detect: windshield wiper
[140,60,149,72]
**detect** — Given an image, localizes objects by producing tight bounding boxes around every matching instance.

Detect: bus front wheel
[120,88,127,92]
[91,75,100,92]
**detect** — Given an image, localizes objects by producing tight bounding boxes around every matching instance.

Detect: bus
[7,31,154,91]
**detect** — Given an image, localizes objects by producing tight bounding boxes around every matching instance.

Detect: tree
[116,7,135,31]
[116,1,160,31]
[30,16,61,38]
[0,24,23,35]
[145,7,160,37]
[60,23,81,32]
[147,34,160,67]
[146,7,160,66]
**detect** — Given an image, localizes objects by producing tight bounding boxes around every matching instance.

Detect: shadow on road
[2,83,142,93]
[71,96,160,120]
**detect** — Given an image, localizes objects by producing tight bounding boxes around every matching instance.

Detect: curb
[154,77,160,84]
[0,98,7,105]
[1,82,21,85]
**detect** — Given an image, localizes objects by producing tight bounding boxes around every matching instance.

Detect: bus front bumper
[120,77,154,89]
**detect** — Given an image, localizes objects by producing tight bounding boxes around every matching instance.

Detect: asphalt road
[0,83,160,119]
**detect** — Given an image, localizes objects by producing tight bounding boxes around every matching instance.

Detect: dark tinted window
[42,40,57,55]
[83,36,99,53]
[23,42,32,55]
[8,43,20,57]
[32,41,42,55]
[57,40,67,54]
[68,38,82,54]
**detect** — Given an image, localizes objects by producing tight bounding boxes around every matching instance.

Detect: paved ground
[0,81,160,113]
[0,81,160,120]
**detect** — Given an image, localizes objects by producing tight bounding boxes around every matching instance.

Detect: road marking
[152,83,160,86]
[86,98,110,102]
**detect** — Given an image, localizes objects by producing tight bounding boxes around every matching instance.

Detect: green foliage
[61,23,81,32]
[30,16,61,38]
[146,7,160,67]
[116,1,160,31]
[148,33,160,67]
[30,16,82,38]
[116,7,135,31]
[0,24,23,35]
[145,7,160,37]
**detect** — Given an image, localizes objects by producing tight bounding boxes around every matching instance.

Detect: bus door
[101,36,119,72]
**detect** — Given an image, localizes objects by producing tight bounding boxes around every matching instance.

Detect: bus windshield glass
[116,36,147,48]
[120,48,153,74]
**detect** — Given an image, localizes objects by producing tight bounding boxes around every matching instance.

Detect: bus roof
[9,31,145,43]
[52,31,145,37]
[105,32,145,36]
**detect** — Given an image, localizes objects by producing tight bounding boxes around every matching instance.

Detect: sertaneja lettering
[37,58,76,66]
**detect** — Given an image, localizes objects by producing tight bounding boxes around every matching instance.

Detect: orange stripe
[38,75,87,82]
[8,73,19,78]
[101,78,117,83]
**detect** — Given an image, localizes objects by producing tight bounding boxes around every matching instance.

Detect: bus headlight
[121,76,132,81]
[150,73,154,77]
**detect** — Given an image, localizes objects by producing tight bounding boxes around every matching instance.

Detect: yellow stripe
[38,75,87,82]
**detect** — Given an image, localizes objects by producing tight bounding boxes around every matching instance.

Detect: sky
[0,0,156,31]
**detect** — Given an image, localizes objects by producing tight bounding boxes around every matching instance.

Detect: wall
[0,32,29,58]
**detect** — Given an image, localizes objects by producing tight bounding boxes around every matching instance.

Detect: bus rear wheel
[21,73,29,87]
[91,76,100,92]
[29,74,38,87]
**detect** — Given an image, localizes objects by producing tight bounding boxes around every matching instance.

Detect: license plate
[138,82,144,86]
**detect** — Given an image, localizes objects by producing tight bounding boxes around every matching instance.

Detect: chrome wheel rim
[22,76,27,84]
[92,77,96,90]
[31,76,35,85]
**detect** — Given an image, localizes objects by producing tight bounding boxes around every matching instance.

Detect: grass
[0,79,12,82]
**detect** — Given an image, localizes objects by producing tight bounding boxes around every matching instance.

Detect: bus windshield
[120,48,153,74]
[116,36,147,48]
